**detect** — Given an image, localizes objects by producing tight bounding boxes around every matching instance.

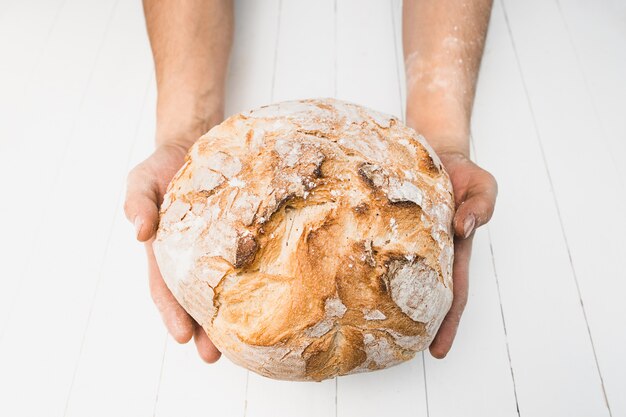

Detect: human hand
[124,141,221,363]
[429,149,497,358]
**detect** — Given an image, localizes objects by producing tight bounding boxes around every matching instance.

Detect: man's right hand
[124,141,222,363]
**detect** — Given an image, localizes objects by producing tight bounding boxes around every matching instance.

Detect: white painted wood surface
[0,0,624,416]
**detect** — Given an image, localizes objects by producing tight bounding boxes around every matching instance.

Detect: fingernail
[463,214,475,238]
[134,216,143,239]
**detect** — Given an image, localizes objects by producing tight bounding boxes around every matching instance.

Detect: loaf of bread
[153,98,454,381]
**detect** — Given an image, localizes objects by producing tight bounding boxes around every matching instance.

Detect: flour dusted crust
[153,98,454,381]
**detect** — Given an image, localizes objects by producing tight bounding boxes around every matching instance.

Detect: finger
[124,164,160,242]
[453,173,497,238]
[145,241,195,343]
[429,236,473,359]
[194,325,222,364]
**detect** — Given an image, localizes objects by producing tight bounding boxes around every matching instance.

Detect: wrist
[155,91,224,149]
[406,115,470,158]
[406,88,471,158]
[406,111,469,157]
[155,115,220,150]
[426,140,470,160]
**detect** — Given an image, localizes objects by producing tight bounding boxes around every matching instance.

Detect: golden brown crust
[153,98,454,381]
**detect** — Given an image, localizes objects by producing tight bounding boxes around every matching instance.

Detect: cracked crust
[153,98,454,381]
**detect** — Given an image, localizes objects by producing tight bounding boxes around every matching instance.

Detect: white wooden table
[0,1,624,416]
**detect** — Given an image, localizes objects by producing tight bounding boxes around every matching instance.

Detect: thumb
[124,165,160,242]
[453,178,497,239]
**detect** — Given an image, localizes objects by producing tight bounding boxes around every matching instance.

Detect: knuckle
[127,164,146,184]
[124,167,144,209]
[122,198,134,218]
[487,175,497,189]
[486,171,498,193]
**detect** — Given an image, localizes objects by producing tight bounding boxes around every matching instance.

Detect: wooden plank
[225,0,281,115]
[0,0,66,136]
[65,83,165,417]
[0,0,67,341]
[503,0,625,414]
[0,0,156,416]
[338,359,426,417]
[246,373,336,417]
[336,0,401,117]
[469,1,611,415]
[334,2,427,416]
[154,340,248,417]
[607,0,626,15]
[553,0,626,188]
[271,0,335,102]
[61,3,165,415]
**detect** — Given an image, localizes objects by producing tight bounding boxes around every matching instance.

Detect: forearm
[143,0,233,148]
[403,0,492,156]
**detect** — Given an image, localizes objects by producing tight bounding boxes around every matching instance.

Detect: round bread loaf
[153,98,454,381]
